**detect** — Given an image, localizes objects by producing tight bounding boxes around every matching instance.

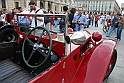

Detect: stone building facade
[0,0,120,14]
[74,0,120,14]
[121,3,124,15]
[0,0,74,13]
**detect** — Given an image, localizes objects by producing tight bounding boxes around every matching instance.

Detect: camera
[77,20,80,24]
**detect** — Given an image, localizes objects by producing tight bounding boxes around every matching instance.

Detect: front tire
[104,49,117,80]
[0,28,18,43]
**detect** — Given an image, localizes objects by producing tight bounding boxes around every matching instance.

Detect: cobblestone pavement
[84,23,124,83]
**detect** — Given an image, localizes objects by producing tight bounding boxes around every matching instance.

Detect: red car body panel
[28,39,116,83]
[12,21,117,83]
[71,40,116,83]
[0,14,117,83]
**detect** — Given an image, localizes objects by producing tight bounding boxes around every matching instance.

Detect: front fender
[71,40,117,83]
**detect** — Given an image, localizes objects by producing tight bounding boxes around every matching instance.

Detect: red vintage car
[0,14,117,83]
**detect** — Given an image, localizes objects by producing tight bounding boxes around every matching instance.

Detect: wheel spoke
[22,26,52,68]
[37,48,47,58]
[37,30,45,44]
[27,50,35,62]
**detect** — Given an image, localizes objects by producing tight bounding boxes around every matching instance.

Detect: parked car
[0,14,117,83]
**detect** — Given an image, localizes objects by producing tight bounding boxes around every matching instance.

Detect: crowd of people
[99,13,124,41]
[0,8,16,25]
[0,0,124,40]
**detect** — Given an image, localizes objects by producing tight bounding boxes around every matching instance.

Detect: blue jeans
[117,26,123,39]
[107,26,117,37]
[101,19,105,24]
[91,19,94,26]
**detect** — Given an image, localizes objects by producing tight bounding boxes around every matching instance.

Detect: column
[26,0,30,10]
[23,0,26,8]
[56,4,61,13]
[37,0,40,8]
[66,0,69,4]
[62,0,64,3]
[51,2,55,11]
[0,0,2,8]
[44,1,48,12]
[70,0,74,8]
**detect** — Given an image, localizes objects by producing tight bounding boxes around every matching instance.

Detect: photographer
[72,7,87,31]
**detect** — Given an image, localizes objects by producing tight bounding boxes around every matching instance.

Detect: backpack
[44,17,51,25]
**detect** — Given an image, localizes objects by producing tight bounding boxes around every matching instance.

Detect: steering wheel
[22,26,52,68]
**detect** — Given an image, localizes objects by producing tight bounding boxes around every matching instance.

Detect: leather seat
[0,59,33,83]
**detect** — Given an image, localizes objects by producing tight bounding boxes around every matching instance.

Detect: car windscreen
[16,13,67,33]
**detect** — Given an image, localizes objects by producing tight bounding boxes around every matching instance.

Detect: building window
[48,2,51,12]
[40,2,44,8]
[15,2,19,9]
[55,6,56,11]
[1,0,6,8]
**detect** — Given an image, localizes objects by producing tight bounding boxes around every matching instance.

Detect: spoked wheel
[0,28,18,43]
[104,49,117,80]
[22,26,52,68]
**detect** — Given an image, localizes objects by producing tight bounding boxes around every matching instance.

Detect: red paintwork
[71,40,116,83]
[14,23,117,83]
[28,39,116,83]
[105,51,116,75]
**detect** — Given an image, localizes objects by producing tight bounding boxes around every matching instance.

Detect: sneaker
[117,39,121,41]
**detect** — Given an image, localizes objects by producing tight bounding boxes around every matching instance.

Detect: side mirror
[70,31,86,45]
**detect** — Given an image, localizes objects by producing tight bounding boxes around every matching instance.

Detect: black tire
[0,28,18,43]
[103,49,117,81]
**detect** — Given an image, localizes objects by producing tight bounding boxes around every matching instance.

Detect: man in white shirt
[100,14,105,24]
[28,1,44,28]
[106,12,111,21]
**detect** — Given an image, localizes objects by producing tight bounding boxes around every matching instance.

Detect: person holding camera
[72,7,87,31]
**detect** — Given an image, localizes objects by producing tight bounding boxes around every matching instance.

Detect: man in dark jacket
[59,6,68,32]
[68,8,76,29]
[116,14,124,41]
[106,13,119,37]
